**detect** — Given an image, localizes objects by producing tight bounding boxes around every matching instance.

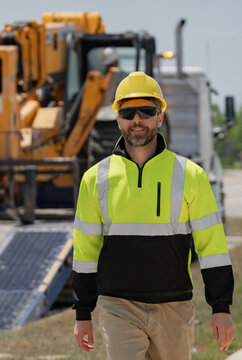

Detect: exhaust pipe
[176,19,186,78]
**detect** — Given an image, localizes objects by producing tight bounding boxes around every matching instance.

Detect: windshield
[66,40,83,106]
[87,47,146,75]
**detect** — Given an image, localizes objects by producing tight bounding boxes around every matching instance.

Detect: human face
[117,99,163,147]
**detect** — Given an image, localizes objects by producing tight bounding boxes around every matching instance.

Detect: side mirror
[225,96,235,128]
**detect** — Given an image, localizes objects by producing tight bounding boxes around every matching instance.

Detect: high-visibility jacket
[72,133,234,320]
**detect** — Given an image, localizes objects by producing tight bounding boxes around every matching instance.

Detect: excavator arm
[63,68,120,157]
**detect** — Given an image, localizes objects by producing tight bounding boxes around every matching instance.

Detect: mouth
[130,128,145,132]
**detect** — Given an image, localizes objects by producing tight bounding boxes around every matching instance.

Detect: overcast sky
[1,0,241,111]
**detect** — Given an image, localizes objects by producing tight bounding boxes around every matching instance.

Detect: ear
[158,112,164,128]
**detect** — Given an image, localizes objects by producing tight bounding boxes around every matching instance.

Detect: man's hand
[212,313,235,351]
[74,320,94,353]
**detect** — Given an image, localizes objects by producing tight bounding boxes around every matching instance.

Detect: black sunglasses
[118,106,159,120]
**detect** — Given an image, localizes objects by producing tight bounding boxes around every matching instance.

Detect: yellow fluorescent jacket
[72,133,234,320]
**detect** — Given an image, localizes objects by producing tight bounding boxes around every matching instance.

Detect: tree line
[212,104,242,168]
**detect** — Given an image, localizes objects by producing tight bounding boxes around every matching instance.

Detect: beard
[120,124,157,147]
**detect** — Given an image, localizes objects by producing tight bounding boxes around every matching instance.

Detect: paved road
[226,348,242,360]
[224,171,242,360]
[223,170,242,249]
[223,170,242,218]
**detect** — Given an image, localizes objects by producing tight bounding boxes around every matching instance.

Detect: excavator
[0,12,157,223]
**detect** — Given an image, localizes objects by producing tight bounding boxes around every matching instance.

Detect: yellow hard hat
[112,71,167,113]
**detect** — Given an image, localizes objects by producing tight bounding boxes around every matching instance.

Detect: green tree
[212,103,224,127]
[213,104,242,168]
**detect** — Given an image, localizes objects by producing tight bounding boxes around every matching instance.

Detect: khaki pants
[97,295,194,360]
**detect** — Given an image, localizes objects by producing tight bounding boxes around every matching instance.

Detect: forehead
[120,98,155,108]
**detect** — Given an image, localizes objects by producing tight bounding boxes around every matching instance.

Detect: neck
[125,135,158,168]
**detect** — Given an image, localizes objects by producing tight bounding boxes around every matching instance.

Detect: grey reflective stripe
[97,156,111,229]
[170,155,187,226]
[199,253,231,269]
[72,259,97,273]
[73,215,102,235]
[190,212,222,232]
[105,222,191,236]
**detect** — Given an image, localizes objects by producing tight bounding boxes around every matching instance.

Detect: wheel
[88,120,121,167]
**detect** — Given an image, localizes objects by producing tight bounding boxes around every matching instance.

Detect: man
[72,71,235,359]
[102,46,119,70]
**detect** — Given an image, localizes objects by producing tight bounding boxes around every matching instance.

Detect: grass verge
[191,242,242,359]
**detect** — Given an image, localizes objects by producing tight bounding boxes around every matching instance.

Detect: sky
[1,0,242,111]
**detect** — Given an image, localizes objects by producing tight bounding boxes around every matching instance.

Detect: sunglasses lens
[118,106,157,120]
[118,108,136,120]
[137,107,157,118]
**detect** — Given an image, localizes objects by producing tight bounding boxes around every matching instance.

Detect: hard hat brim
[112,92,167,113]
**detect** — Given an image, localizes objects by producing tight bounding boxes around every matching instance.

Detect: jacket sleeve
[72,171,103,320]
[187,166,234,314]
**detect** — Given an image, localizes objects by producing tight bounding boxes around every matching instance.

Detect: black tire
[88,120,121,167]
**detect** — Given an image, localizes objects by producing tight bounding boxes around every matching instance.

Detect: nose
[131,113,144,123]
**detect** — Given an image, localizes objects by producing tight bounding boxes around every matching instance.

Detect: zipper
[157,182,161,216]
[137,160,149,188]
[138,167,143,188]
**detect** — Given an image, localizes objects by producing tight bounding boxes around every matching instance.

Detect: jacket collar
[113,132,167,160]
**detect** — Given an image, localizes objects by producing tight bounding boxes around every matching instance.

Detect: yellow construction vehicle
[0,12,155,223]
[0,13,106,222]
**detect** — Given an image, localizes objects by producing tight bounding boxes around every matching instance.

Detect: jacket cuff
[212,304,230,314]
[76,309,92,321]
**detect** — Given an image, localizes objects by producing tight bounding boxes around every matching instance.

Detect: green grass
[221,159,242,169]
[191,242,242,359]
[0,242,241,359]
[0,308,106,360]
